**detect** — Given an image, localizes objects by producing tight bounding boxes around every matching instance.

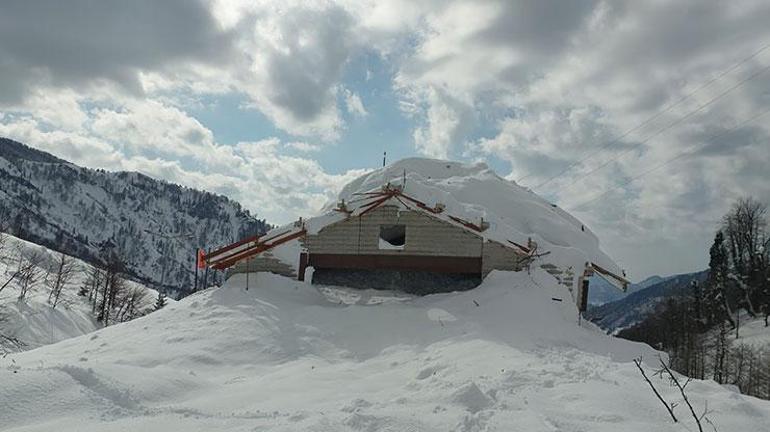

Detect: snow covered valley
[3,270,769,431]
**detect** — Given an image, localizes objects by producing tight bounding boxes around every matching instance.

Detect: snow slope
[0,234,164,353]
[731,314,770,348]
[2,270,768,431]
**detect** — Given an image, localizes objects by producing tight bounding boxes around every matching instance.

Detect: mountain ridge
[586,269,709,333]
[0,137,269,296]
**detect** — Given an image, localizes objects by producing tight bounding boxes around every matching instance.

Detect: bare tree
[633,357,678,423]
[97,252,128,326]
[0,230,7,262]
[635,356,718,432]
[46,252,78,308]
[81,265,104,312]
[655,357,715,432]
[14,248,44,302]
[0,245,33,295]
[0,213,10,261]
[0,307,27,355]
[114,285,151,323]
[722,197,768,317]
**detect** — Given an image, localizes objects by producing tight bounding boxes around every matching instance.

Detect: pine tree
[154,291,167,310]
[706,231,735,327]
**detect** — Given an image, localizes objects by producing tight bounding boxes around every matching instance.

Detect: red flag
[197,249,206,269]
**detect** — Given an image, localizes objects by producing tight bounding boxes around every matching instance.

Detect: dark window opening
[379,224,406,249]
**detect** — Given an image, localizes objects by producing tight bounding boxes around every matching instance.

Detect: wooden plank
[591,262,629,291]
[204,234,259,261]
[211,229,306,270]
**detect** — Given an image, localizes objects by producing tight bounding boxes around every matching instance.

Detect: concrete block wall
[235,204,529,283]
[229,252,296,278]
[481,239,522,276]
[307,205,482,257]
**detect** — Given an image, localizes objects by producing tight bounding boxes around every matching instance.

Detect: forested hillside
[0,138,269,296]
[602,197,770,400]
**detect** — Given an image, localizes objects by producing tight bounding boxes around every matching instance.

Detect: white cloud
[388,0,770,278]
[343,89,368,117]
[286,141,322,153]
[90,100,217,159]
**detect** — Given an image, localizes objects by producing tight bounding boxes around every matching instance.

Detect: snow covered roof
[207,158,626,288]
[328,158,624,281]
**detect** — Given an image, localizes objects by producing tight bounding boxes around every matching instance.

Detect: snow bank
[3,270,768,431]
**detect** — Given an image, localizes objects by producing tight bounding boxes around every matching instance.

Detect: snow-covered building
[203,159,628,305]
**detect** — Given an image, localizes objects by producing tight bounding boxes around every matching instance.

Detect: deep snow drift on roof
[329,158,623,278]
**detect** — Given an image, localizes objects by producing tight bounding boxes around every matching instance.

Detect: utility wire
[567,106,770,212]
[551,62,770,193]
[517,42,770,188]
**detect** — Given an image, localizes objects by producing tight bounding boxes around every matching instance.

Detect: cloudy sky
[1,0,769,280]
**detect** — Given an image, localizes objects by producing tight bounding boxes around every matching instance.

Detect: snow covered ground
[731,313,770,348]
[3,269,769,431]
[0,234,163,353]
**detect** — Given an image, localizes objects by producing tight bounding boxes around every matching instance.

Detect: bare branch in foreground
[656,356,716,432]
[633,357,678,423]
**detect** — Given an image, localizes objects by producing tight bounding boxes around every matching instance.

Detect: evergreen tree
[706,231,734,327]
[154,291,167,310]
[691,280,703,327]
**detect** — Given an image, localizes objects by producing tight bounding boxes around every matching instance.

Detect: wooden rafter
[211,229,306,270]
[205,226,306,270]
[590,262,629,291]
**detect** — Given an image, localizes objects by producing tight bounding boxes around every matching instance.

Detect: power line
[550,61,770,193]
[567,106,770,212]
[518,41,770,188]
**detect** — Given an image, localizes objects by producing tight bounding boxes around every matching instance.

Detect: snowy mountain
[3,270,769,431]
[587,274,668,306]
[0,233,166,353]
[0,137,269,296]
[586,270,709,333]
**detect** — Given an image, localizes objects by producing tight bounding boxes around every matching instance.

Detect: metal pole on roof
[383,151,387,167]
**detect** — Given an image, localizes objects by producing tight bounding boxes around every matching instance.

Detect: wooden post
[203,258,209,290]
[298,253,308,281]
[579,278,589,312]
[194,248,199,292]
